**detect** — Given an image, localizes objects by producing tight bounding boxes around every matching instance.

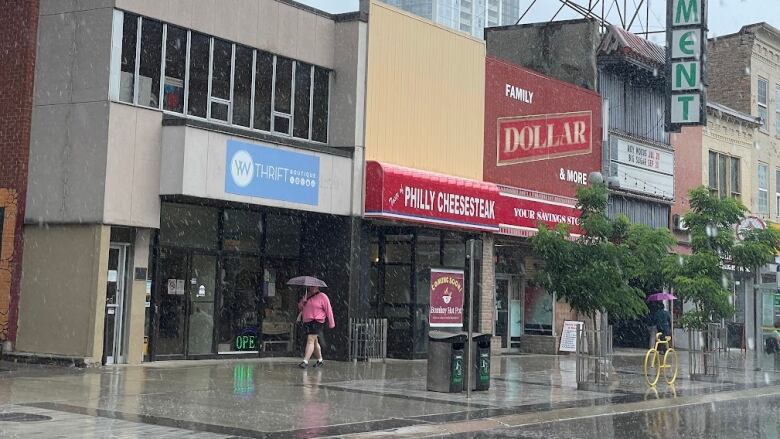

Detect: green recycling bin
[427,331,466,393]
[463,332,492,391]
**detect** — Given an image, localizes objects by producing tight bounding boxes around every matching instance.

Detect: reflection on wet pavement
[1,352,780,438]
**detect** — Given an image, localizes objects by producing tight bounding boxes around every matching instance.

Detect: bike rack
[575,324,613,391]
[688,323,722,380]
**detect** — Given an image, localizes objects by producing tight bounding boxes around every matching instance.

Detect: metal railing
[348,318,387,363]
[576,324,614,390]
[688,323,724,378]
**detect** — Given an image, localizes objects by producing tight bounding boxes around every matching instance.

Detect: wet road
[451,391,780,438]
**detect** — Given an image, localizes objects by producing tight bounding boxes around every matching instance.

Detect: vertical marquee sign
[665,0,708,132]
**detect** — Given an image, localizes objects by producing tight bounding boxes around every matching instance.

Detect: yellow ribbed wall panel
[365,1,485,180]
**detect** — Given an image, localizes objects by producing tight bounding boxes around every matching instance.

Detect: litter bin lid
[429,330,466,342]
[459,331,490,340]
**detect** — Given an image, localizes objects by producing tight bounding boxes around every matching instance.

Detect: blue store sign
[225,140,320,206]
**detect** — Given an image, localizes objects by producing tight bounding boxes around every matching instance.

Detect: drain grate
[0,412,53,422]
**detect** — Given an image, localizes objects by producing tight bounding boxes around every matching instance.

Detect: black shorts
[303,321,324,335]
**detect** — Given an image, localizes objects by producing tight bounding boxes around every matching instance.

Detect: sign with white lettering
[429,269,465,328]
[497,111,593,165]
[364,161,500,232]
[505,83,534,104]
[225,139,320,205]
[666,0,707,131]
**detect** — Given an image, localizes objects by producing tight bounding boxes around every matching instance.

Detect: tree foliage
[664,187,780,330]
[531,182,675,321]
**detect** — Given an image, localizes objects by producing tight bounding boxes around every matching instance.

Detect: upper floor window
[708,151,740,200]
[776,85,780,137]
[111,10,330,143]
[758,162,769,214]
[758,78,768,131]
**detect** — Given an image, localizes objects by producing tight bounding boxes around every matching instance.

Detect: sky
[298,0,779,45]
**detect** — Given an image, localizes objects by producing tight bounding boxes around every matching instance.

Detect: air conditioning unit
[672,214,688,231]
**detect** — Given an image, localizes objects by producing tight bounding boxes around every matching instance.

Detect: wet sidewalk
[2,351,780,438]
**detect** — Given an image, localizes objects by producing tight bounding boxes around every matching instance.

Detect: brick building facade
[0,0,39,347]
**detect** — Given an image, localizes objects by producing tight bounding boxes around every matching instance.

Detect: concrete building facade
[15,0,367,365]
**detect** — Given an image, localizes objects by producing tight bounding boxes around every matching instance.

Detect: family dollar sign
[666,0,707,131]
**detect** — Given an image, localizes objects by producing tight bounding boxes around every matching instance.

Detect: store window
[312,67,329,143]
[253,51,274,131]
[210,38,232,122]
[265,214,301,257]
[759,163,769,214]
[222,209,262,252]
[118,13,138,103]
[111,10,331,142]
[138,18,162,108]
[293,61,312,139]
[232,45,253,127]
[273,56,293,135]
[187,32,210,118]
[163,24,187,113]
[159,203,218,249]
[759,78,768,131]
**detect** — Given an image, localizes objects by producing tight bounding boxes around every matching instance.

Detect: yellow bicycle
[643,332,678,386]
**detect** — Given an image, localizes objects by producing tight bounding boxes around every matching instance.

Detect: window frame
[758,77,768,132]
[109,10,331,145]
[759,162,769,214]
[776,85,780,137]
[708,151,741,200]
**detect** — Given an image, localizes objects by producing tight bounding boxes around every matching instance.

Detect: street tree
[532,182,675,327]
[665,186,780,330]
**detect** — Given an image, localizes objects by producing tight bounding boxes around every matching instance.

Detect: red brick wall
[0,0,39,344]
[670,126,703,253]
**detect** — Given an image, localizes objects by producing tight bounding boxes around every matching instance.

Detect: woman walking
[298,285,335,368]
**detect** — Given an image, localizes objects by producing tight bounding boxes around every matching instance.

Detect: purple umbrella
[287,276,328,288]
[647,292,676,302]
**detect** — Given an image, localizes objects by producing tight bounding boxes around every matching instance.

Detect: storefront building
[14,1,367,364]
[482,55,603,353]
[360,2,492,358]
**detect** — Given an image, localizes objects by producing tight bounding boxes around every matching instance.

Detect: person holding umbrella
[288,276,335,368]
[647,292,675,354]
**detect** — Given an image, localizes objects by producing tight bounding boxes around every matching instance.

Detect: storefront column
[479,234,502,361]
[125,228,150,364]
[16,224,110,364]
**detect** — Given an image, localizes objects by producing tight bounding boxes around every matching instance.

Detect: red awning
[365,161,500,232]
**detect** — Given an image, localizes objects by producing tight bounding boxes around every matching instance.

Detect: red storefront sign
[429,269,465,327]
[496,187,582,236]
[364,161,582,236]
[485,56,602,198]
[364,161,500,232]
[497,111,593,165]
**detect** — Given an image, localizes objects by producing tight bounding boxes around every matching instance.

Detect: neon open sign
[234,335,257,351]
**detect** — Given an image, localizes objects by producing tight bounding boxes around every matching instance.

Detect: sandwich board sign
[665,0,708,132]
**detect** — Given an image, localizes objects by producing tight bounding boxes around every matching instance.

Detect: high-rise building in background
[385,0,520,38]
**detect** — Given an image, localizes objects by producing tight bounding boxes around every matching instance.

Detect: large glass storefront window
[154,203,305,359]
[495,243,553,339]
[367,227,473,359]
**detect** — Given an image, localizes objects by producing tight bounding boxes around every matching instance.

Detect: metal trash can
[427,331,466,393]
[463,332,491,391]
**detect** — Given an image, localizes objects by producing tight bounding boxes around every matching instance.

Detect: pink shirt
[298,292,335,328]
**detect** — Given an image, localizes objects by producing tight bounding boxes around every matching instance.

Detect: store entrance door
[103,244,128,364]
[495,274,522,350]
[153,248,217,360]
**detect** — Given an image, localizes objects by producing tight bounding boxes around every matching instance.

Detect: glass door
[187,254,217,356]
[103,244,128,364]
[154,249,217,359]
[155,248,188,359]
[495,276,510,349]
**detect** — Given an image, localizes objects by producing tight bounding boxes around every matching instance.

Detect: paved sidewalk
[1,352,779,438]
